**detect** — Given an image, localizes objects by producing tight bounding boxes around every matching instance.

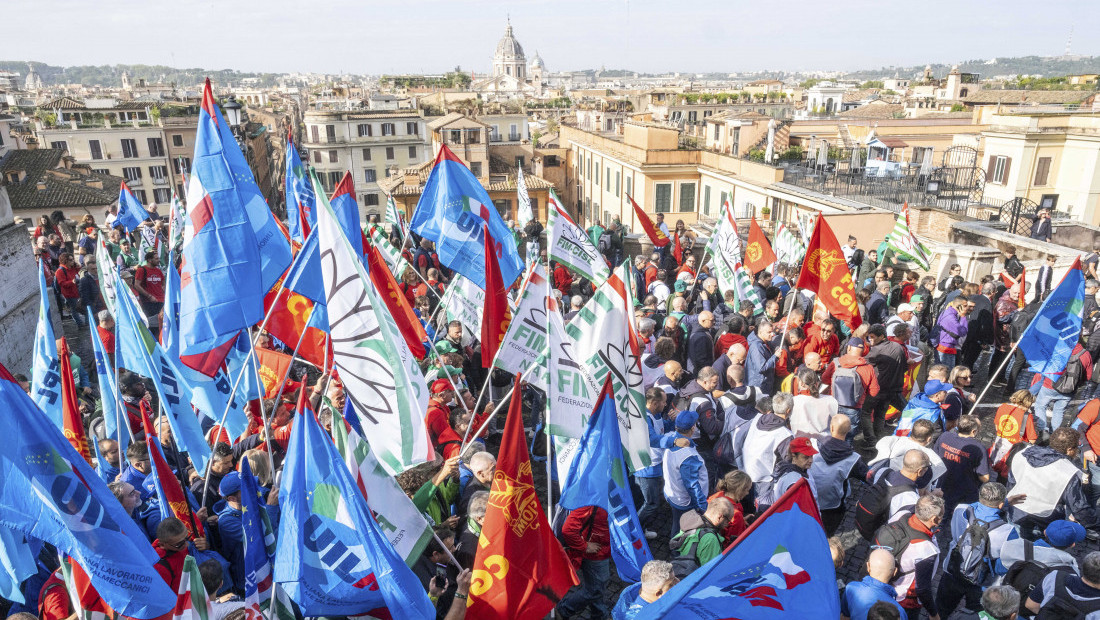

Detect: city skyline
[5,0,1099,77]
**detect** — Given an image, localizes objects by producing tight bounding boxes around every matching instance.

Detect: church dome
[495,23,525,60]
[530,51,544,69]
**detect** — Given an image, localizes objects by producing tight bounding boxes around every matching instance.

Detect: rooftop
[0,149,123,211]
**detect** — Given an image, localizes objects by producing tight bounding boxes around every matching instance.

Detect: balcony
[152,177,169,186]
[125,179,144,187]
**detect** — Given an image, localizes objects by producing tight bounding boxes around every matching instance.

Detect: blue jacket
[611,582,649,620]
[841,575,903,620]
[866,292,888,326]
[120,464,151,499]
[96,463,120,485]
[745,333,777,393]
[686,327,715,374]
[896,392,945,435]
[665,440,707,512]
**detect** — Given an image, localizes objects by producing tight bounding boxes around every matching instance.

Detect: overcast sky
[5,0,1098,75]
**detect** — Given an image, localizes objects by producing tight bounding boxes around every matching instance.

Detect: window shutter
[1034,158,1051,186]
[986,158,996,182]
[1002,158,1011,185]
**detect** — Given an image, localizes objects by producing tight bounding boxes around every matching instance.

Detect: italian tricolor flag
[769,545,811,589]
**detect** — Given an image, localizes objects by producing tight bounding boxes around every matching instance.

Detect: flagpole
[247,335,278,478]
[459,384,516,456]
[545,249,554,515]
[971,341,1020,412]
[262,310,316,438]
[439,361,472,417]
[773,287,800,360]
[431,530,463,571]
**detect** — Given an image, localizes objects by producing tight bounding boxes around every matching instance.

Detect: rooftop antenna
[1065,26,1073,57]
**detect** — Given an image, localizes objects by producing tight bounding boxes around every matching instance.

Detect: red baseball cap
[789,437,818,457]
[430,378,453,394]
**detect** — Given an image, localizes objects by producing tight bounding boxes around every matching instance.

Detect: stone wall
[0,220,46,374]
[907,205,972,243]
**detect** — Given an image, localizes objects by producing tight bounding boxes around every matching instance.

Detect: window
[493,199,512,220]
[1040,194,1059,210]
[172,157,191,174]
[122,167,142,182]
[406,122,418,135]
[381,123,395,136]
[625,175,632,197]
[385,147,395,160]
[121,139,138,158]
[150,165,169,184]
[988,155,1010,185]
[466,129,480,144]
[605,167,611,189]
[408,146,417,159]
[679,183,696,212]
[134,190,148,204]
[584,197,591,220]
[362,148,372,161]
[357,123,372,137]
[1034,157,1052,186]
[326,125,336,143]
[89,140,103,160]
[515,156,525,169]
[171,134,184,147]
[719,191,728,209]
[449,130,462,144]
[364,193,379,207]
[703,185,712,215]
[470,162,482,177]
[147,137,165,157]
[92,168,110,176]
[311,125,319,143]
[364,169,377,183]
[313,150,321,163]
[326,171,342,192]
[655,183,672,213]
[595,164,600,187]
[326,150,336,163]
[614,171,621,197]
[587,157,592,179]
[50,140,68,151]
[509,124,519,141]
[153,188,171,203]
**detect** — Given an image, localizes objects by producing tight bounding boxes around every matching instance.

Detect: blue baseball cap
[1045,520,1087,548]
[219,471,242,497]
[675,410,699,431]
[924,379,952,396]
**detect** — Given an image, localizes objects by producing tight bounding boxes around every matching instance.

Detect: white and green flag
[332,414,433,565]
[707,195,742,260]
[169,555,211,620]
[548,189,610,286]
[439,274,485,347]
[516,166,534,228]
[563,262,651,471]
[707,199,762,315]
[313,172,432,475]
[774,222,806,266]
[886,203,932,270]
[367,223,410,278]
[494,264,549,379]
[384,194,408,242]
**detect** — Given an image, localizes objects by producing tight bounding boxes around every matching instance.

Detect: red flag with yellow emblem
[628,194,670,248]
[263,285,330,369]
[255,346,295,398]
[481,224,512,368]
[364,239,427,359]
[467,375,577,619]
[58,337,92,464]
[140,400,205,539]
[796,215,862,329]
[744,217,778,274]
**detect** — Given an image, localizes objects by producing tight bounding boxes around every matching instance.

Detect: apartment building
[302,109,430,214]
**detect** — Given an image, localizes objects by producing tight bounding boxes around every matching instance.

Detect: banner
[774,223,806,266]
[441,274,486,340]
[516,166,533,228]
[548,189,610,286]
[707,201,760,313]
[494,265,549,379]
[885,203,932,271]
[31,263,62,427]
[745,217,778,274]
[1019,257,1085,379]
[796,215,862,329]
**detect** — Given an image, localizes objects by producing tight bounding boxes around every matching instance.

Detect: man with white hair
[455,490,489,569]
[611,560,677,619]
[637,317,657,355]
[457,452,495,515]
[565,295,585,322]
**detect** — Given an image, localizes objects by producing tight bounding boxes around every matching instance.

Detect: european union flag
[240,458,276,618]
[409,144,523,289]
[116,181,151,232]
[559,379,653,581]
[0,361,175,619]
[274,394,434,618]
[87,307,126,456]
[1020,257,1086,379]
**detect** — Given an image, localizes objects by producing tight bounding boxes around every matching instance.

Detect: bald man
[712,341,746,392]
[686,310,716,374]
[656,360,684,405]
[842,549,905,619]
[811,415,869,535]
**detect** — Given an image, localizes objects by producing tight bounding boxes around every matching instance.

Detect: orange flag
[796,215,862,329]
[672,231,683,264]
[58,338,92,464]
[467,374,577,619]
[263,285,330,369]
[255,346,295,397]
[744,217,778,274]
[481,224,512,368]
[1018,267,1027,309]
[628,194,670,247]
[364,239,428,359]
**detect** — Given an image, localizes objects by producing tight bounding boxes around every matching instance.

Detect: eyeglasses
[164,537,188,550]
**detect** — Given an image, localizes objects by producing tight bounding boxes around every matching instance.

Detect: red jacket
[153,540,188,591]
[425,401,461,458]
[553,265,573,297]
[561,505,610,568]
[821,353,881,407]
[805,332,840,365]
[38,571,72,620]
[55,265,80,299]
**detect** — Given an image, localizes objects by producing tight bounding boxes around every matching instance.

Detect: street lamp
[223,96,243,131]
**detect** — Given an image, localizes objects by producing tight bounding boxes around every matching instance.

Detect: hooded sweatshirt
[895,393,944,436]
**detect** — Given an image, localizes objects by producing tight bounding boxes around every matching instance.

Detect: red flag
[1018,267,1027,309]
[467,375,577,619]
[364,239,428,359]
[58,338,92,464]
[481,224,512,367]
[263,286,330,369]
[140,401,205,539]
[70,561,115,616]
[744,217,778,274]
[672,231,683,264]
[255,346,295,398]
[628,194,669,248]
[796,215,862,329]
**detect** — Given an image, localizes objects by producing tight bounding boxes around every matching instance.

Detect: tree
[860,80,885,89]
[950,103,966,112]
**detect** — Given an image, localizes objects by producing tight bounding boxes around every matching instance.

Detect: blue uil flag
[274,397,434,618]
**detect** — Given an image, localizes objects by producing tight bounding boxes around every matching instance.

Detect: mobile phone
[435,563,448,581]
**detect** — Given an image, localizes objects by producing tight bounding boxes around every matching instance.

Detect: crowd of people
[9,202,1100,620]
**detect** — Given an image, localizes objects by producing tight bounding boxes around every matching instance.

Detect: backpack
[1038,571,1100,620]
[832,364,865,408]
[887,284,904,309]
[872,519,919,572]
[1053,349,1086,395]
[597,231,611,253]
[669,525,719,579]
[945,507,1004,585]
[1003,541,1072,617]
[855,477,914,541]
